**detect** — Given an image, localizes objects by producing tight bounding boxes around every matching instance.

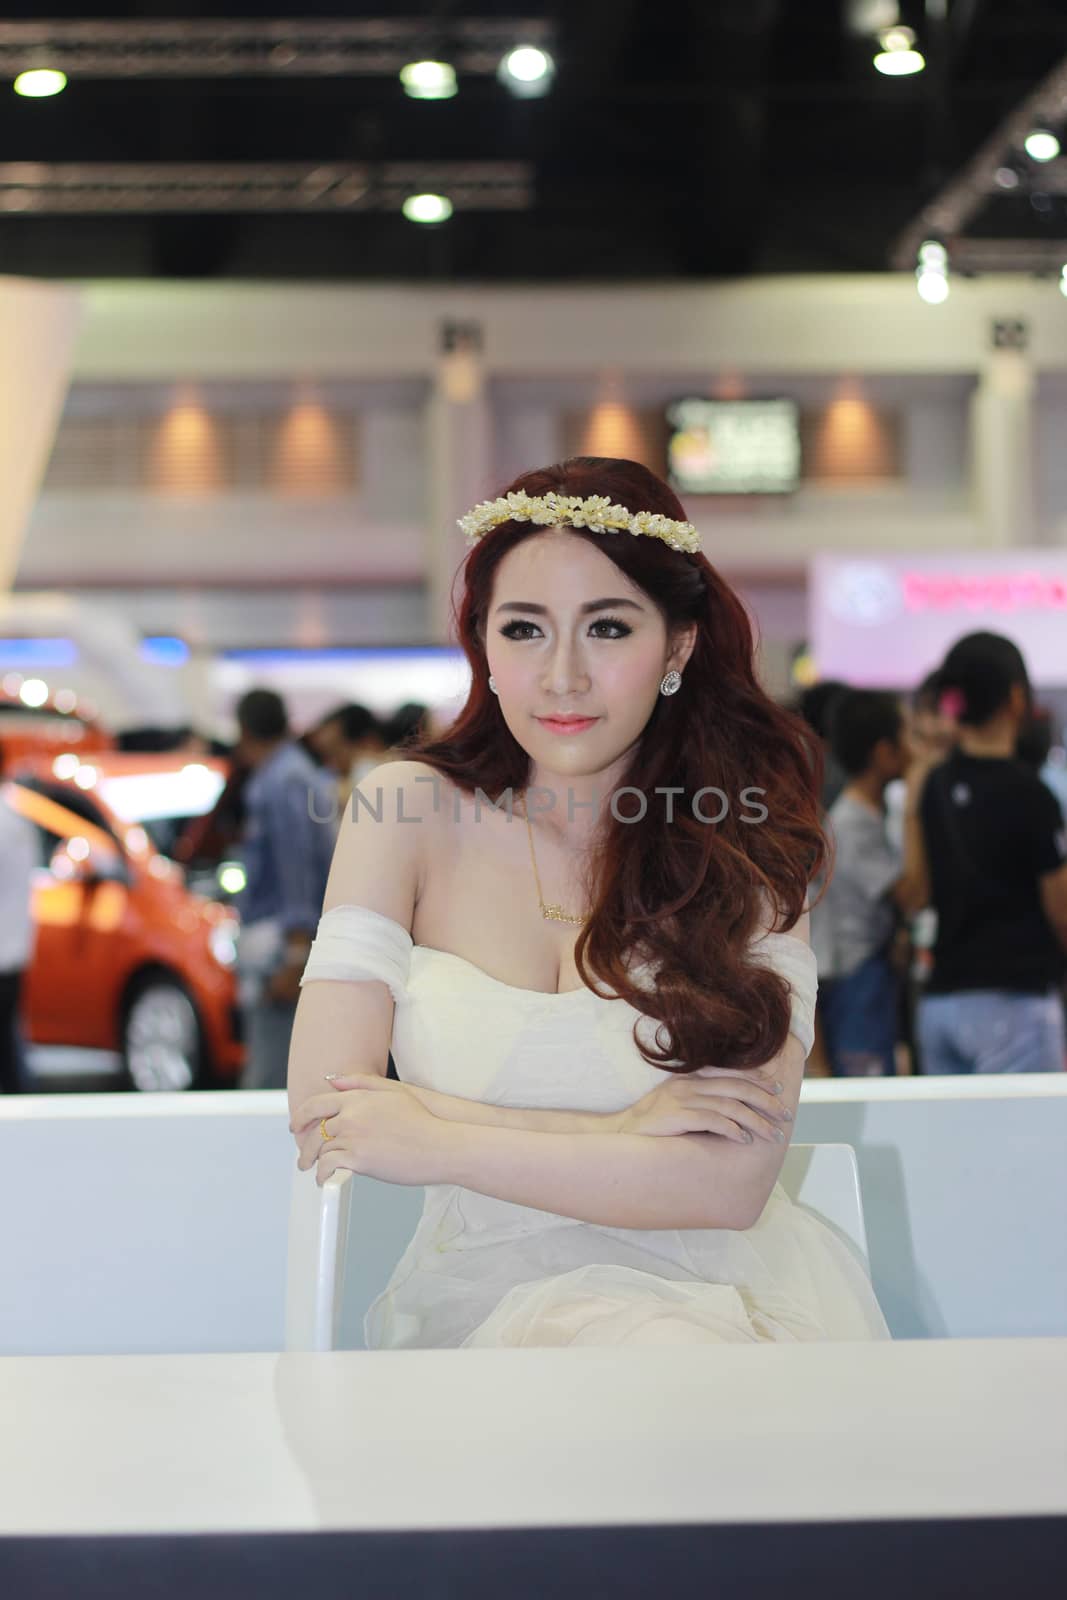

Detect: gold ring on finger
[320,1117,334,1141]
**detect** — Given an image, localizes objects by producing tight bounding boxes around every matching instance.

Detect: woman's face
[484,528,696,783]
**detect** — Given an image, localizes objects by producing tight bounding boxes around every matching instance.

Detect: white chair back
[285,1142,870,1352]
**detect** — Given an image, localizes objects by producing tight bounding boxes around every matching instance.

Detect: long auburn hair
[402,456,825,1076]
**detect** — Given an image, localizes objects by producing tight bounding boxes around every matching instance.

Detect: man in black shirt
[916,633,1067,1074]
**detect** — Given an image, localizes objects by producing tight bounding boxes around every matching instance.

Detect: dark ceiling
[1,0,1067,280]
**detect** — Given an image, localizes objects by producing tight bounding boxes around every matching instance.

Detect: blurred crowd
[3,631,1065,1093]
[798,631,1067,1078]
[221,632,1067,1088]
[177,692,430,1091]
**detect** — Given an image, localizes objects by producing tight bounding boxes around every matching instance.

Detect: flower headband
[457,489,701,554]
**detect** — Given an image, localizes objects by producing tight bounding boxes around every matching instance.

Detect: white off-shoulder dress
[301,904,892,1349]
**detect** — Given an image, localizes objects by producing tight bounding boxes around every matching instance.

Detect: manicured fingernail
[773,1080,784,1094]
[324,1073,338,1081]
[781,1108,793,1121]
[775,1127,786,1142]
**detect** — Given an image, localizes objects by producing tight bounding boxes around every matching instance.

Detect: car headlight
[209,921,239,969]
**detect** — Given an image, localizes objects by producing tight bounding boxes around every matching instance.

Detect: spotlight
[915,238,949,303]
[994,166,1021,189]
[13,68,67,98]
[1024,128,1061,163]
[402,192,453,224]
[873,25,925,76]
[918,239,948,269]
[399,60,457,101]
[497,44,555,98]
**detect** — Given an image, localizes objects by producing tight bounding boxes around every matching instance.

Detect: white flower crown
[457,489,701,554]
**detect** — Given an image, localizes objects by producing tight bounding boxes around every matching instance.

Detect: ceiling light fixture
[401,192,453,224]
[497,44,554,98]
[873,25,925,77]
[916,239,949,303]
[399,59,457,101]
[918,239,947,269]
[13,68,67,98]
[1024,127,1061,162]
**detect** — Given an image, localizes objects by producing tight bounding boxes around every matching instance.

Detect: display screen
[666,397,801,495]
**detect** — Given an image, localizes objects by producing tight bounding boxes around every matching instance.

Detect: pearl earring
[488,675,498,695]
[659,671,682,696]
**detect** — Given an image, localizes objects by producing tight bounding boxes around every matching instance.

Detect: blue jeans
[819,952,898,1077]
[917,990,1067,1075]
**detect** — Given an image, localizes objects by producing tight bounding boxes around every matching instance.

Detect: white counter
[2,1339,1064,1536]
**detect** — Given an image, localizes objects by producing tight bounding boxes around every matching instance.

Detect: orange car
[4,755,245,1092]
[0,687,113,767]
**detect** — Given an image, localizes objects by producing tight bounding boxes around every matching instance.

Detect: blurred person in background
[885,670,957,856]
[910,671,958,764]
[810,690,930,1076]
[234,688,338,1090]
[793,679,848,1074]
[1016,705,1067,818]
[883,671,960,1069]
[381,701,431,756]
[172,746,250,867]
[796,680,849,812]
[304,702,388,812]
[0,743,38,1093]
[915,633,1067,1075]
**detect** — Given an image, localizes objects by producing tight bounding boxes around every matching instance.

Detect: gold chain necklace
[522,797,586,926]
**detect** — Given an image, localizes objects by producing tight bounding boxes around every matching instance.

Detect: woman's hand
[903,747,940,813]
[611,1065,792,1144]
[290,1073,453,1186]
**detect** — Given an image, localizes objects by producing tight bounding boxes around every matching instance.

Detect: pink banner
[810,552,1067,689]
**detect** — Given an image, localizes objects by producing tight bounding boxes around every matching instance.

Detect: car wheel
[121,977,207,1093]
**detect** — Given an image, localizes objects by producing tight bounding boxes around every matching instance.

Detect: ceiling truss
[0,18,553,78]
[891,50,1067,271]
[0,161,533,214]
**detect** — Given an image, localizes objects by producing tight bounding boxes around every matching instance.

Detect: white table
[2,1339,1065,1532]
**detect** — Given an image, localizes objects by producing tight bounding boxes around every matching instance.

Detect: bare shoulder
[351,758,446,820]
[322,759,447,923]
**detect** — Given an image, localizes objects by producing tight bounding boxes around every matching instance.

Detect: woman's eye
[498,617,632,640]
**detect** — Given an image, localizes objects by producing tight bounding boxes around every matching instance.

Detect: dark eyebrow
[494,598,645,616]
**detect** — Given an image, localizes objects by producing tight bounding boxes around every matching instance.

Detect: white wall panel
[21,493,425,586]
[67,277,1067,379]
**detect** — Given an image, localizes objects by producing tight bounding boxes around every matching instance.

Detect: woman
[288,456,891,1346]
[915,632,1067,1075]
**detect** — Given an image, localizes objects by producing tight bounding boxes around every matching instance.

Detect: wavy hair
[404,456,825,1075]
